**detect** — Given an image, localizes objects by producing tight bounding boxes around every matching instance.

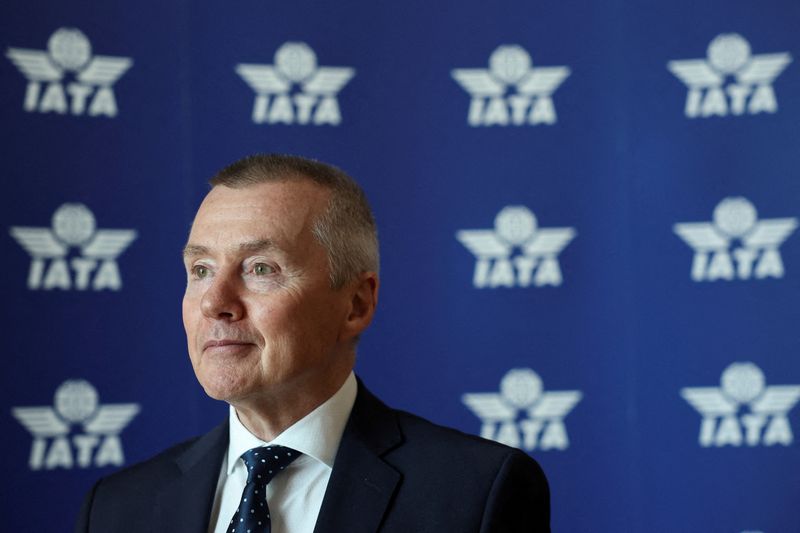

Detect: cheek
[249,297,309,345]
[296,296,347,347]
[249,300,284,338]
[182,294,201,343]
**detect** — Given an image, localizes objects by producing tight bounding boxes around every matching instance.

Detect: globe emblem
[48,27,92,72]
[707,33,751,74]
[500,368,543,409]
[489,45,532,84]
[52,203,97,245]
[274,42,317,82]
[713,197,758,238]
[720,362,765,404]
[495,206,537,245]
[54,379,99,423]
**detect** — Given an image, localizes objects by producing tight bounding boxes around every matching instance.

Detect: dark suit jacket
[75,382,550,532]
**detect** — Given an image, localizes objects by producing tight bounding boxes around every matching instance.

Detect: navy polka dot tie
[228,445,300,533]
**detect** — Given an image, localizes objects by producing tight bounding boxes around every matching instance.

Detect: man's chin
[195,369,255,403]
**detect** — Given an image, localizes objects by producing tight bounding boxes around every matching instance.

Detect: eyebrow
[182,239,277,259]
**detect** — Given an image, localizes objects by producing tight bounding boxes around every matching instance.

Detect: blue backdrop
[2,1,799,531]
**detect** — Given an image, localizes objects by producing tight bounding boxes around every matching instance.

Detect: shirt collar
[227,372,357,474]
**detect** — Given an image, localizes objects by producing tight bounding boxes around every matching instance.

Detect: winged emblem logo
[681,362,800,447]
[667,33,792,118]
[456,205,576,288]
[463,368,582,451]
[6,27,133,117]
[236,41,355,125]
[451,45,570,126]
[673,197,797,282]
[11,379,140,469]
[9,203,137,290]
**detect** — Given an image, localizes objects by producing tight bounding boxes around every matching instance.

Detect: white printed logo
[12,379,140,470]
[463,368,582,451]
[6,27,133,117]
[456,205,576,288]
[667,33,792,118]
[681,362,800,447]
[674,197,797,282]
[236,42,354,125]
[9,203,137,291]
[451,45,570,126]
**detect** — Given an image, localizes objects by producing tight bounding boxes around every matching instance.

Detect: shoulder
[391,406,547,482]
[75,423,227,531]
[388,409,550,532]
[92,434,202,492]
[352,381,546,483]
[348,388,550,531]
[75,435,201,532]
[348,382,541,470]
[82,421,225,501]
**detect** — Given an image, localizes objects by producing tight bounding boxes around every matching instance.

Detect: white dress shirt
[208,372,357,533]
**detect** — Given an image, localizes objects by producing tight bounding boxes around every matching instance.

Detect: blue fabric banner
[2,1,799,531]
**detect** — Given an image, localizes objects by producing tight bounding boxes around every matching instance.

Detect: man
[75,154,550,532]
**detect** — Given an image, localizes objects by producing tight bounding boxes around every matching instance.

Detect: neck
[232,365,353,441]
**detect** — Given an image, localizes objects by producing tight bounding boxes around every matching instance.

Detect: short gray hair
[209,154,379,288]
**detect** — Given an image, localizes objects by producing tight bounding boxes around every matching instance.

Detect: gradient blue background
[2,1,799,531]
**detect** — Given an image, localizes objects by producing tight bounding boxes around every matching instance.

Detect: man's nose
[200,271,245,321]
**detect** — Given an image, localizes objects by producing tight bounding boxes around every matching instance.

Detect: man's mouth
[202,339,257,352]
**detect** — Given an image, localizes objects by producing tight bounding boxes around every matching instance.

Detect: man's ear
[339,272,379,343]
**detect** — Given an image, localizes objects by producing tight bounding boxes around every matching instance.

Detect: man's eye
[253,263,274,276]
[192,265,210,279]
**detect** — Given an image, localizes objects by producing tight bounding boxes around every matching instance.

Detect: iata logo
[681,362,800,447]
[667,33,791,118]
[236,41,354,125]
[674,197,797,282]
[463,368,582,451]
[451,45,570,126]
[9,203,137,291]
[5,27,133,117]
[456,205,576,288]
[12,379,140,470]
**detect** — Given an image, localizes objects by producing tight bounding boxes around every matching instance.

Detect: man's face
[182,179,355,405]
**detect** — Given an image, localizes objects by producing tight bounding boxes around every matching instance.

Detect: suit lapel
[313,383,403,533]
[154,421,229,533]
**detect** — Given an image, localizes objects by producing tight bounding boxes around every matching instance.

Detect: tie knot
[240,445,300,485]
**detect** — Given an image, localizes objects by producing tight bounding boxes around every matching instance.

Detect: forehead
[187,179,330,252]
